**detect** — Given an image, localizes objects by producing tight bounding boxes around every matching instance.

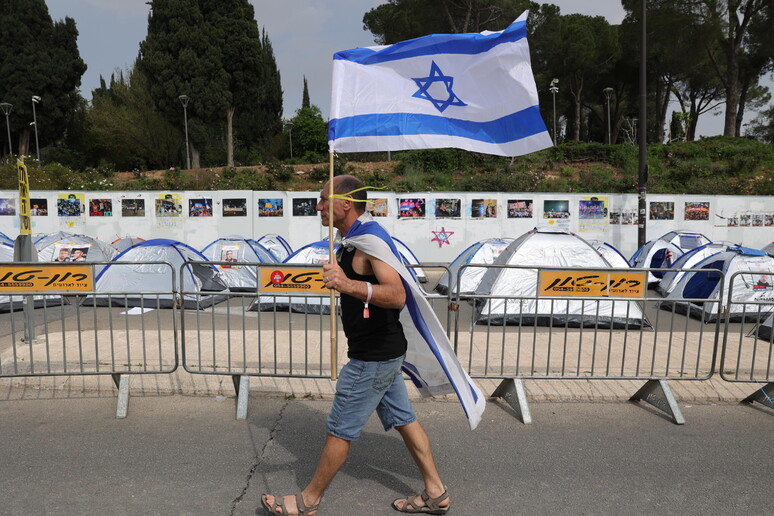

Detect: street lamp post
[31,96,41,160]
[0,102,12,155]
[284,120,293,159]
[178,95,191,170]
[549,78,559,145]
[603,87,614,144]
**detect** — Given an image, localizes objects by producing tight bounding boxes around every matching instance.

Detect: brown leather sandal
[261,493,320,515]
[391,487,450,514]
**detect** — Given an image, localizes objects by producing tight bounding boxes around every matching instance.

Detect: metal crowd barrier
[720,271,774,410]
[451,264,726,424]
[178,261,452,418]
[0,261,179,417]
[4,259,773,425]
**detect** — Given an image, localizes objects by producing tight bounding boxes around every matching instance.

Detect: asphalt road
[0,394,771,516]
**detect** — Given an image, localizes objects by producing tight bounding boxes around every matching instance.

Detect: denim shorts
[326,355,416,441]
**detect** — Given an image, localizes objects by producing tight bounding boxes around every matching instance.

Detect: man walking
[261,175,457,515]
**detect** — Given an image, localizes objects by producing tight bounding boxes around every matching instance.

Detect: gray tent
[82,238,227,309]
[436,237,514,295]
[201,236,279,291]
[474,229,648,328]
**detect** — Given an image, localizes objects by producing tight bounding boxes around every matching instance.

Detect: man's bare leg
[262,433,350,515]
[392,421,449,510]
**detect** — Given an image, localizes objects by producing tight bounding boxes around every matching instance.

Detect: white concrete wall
[1,189,772,263]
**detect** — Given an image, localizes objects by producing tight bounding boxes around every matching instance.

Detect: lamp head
[0,102,11,116]
[32,96,41,103]
[178,95,189,107]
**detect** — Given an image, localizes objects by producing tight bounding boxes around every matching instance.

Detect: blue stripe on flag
[334,19,527,65]
[329,106,545,144]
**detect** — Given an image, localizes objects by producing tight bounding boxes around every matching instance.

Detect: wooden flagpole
[328,151,337,380]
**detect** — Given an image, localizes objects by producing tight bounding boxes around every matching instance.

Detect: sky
[46,0,770,138]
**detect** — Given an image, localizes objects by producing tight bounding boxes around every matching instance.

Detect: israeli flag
[339,214,486,430]
[329,11,552,157]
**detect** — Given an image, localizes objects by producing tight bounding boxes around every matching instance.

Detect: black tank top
[338,247,407,361]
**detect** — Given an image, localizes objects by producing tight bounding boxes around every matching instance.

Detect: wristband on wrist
[363,281,372,319]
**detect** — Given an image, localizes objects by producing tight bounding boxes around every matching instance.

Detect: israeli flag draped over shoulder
[338,213,485,430]
[328,11,552,157]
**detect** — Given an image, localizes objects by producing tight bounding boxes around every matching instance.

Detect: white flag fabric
[329,11,552,157]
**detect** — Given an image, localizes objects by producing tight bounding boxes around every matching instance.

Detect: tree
[139,0,282,168]
[680,0,773,137]
[363,0,531,44]
[87,66,182,170]
[302,76,310,109]
[537,14,620,141]
[0,0,86,156]
[289,105,327,160]
[745,103,774,142]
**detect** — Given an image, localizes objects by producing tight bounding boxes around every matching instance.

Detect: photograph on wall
[738,213,751,226]
[223,198,247,217]
[219,244,241,268]
[684,201,710,220]
[620,211,637,225]
[57,193,84,217]
[471,199,497,218]
[259,198,284,217]
[578,197,608,219]
[57,194,84,217]
[435,198,461,218]
[726,215,739,227]
[507,199,533,218]
[121,199,145,217]
[766,214,773,227]
[155,193,182,217]
[398,198,425,219]
[367,198,388,217]
[292,198,317,216]
[649,201,674,220]
[188,198,213,217]
[0,198,16,216]
[89,199,112,217]
[609,211,621,224]
[30,198,48,216]
[752,214,764,227]
[543,200,569,219]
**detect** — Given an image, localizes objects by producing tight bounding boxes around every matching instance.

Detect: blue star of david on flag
[412,61,467,113]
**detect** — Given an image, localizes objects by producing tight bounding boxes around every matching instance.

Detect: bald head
[332,175,367,214]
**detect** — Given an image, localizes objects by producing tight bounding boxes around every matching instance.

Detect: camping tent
[474,229,648,328]
[111,236,145,253]
[629,240,685,284]
[757,312,773,341]
[249,240,337,314]
[201,236,279,291]
[658,230,712,253]
[436,237,514,295]
[659,246,774,322]
[0,232,12,246]
[256,234,293,262]
[656,243,730,296]
[82,238,227,309]
[33,231,78,250]
[763,242,774,257]
[588,240,630,269]
[36,234,118,276]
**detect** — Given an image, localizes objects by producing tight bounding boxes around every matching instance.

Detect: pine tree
[302,76,310,109]
[0,0,86,156]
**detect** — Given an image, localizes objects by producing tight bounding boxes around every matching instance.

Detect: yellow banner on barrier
[539,270,646,298]
[260,268,328,293]
[0,265,93,291]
